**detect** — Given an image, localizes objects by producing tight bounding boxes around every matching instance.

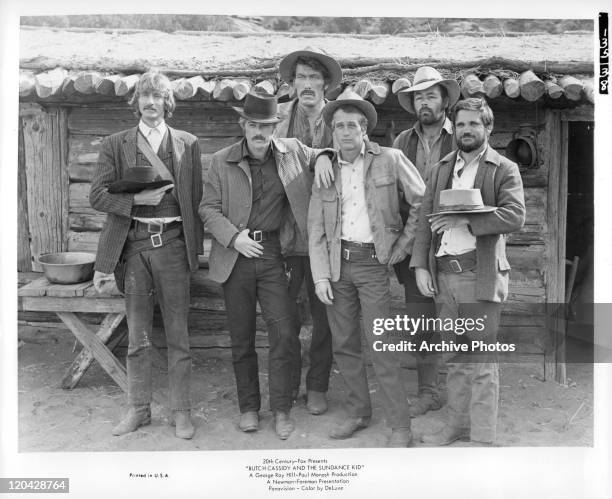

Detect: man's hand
[428,214,469,234]
[387,243,408,266]
[314,154,334,189]
[415,268,435,297]
[315,279,334,305]
[93,270,116,294]
[133,184,174,206]
[233,229,264,258]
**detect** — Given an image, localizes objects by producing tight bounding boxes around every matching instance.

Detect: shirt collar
[242,138,274,162]
[139,120,167,138]
[414,116,453,141]
[338,142,366,166]
[455,144,487,171]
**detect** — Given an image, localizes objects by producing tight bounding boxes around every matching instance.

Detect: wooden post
[18,113,33,271]
[558,76,583,101]
[460,73,484,98]
[503,77,521,98]
[483,74,503,99]
[114,74,140,97]
[392,77,411,94]
[519,70,546,102]
[20,103,70,270]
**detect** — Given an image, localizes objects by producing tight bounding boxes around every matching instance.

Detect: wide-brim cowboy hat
[279,48,343,91]
[108,167,173,194]
[398,66,460,115]
[427,188,497,216]
[232,89,283,124]
[322,88,378,134]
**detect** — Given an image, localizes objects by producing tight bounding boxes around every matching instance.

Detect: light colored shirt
[412,118,454,179]
[338,144,373,243]
[134,120,181,225]
[436,147,485,257]
[138,120,168,154]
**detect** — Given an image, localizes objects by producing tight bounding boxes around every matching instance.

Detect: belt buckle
[342,248,350,260]
[252,230,263,243]
[151,233,163,248]
[449,259,462,273]
[147,222,163,234]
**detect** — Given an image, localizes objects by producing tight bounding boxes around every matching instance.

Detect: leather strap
[136,132,177,199]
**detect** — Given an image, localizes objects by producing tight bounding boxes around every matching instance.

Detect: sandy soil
[17,329,593,452]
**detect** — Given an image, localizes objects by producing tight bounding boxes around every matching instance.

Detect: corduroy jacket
[199,137,328,283]
[90,125,204,274]
[409,145,526,302]
[308,140,425,283]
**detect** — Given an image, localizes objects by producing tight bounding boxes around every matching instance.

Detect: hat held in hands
[428,189,497,216]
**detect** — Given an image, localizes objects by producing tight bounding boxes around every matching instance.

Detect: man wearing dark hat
[411,97,525,445]
[308,89,425,447]
[274,48,342,415]
[90,70,203,439]
[392,66,461,417]
[199,89,332,440]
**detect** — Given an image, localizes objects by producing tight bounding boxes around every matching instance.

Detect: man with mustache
[308,90,425,446]
[274,48,342,415]
[90,71,203,439]
[411,97,525,445]
[199,90,332,440]
[391,66,460,417]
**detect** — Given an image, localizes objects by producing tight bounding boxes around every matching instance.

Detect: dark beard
[457,136,484,152]
[418,109,444,126]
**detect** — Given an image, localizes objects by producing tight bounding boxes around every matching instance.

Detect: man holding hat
[392,66,460,417]
[411,97,525,445]
[199,89,332,440]
[90,70,204,439]
[308,89,425,447]
[274,48,342,415]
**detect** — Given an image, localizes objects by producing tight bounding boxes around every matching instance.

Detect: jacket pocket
[373,174,394,187]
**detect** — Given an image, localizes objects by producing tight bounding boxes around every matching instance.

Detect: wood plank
[21,104,69,270]
[45,280,94,298]
[57,312,127,392]
[61,312,126,389]
[67,231,100,253]
[18,276,52,297]
[69,212,106,231]
[18,114,33,271]
[69,182,92,211]
[21,296,124,313]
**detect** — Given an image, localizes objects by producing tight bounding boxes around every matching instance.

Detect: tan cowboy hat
[279,47,343,91]
[232,89,282,124]
[322,88,378,133]
[427,189,496,216]
[398,66,460,115]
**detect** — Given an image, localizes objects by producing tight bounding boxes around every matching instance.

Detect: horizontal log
[582,79,594,104]
[392,77,411,94]
[519,70,545,102]
[95,74,120,96]
[461,73,484,98]
[171,77,186,97]
[276,82,293,101]
[483,74,503,99]
[232,79,251,101]
[545,80,564,99]
[197,80,217,99]
[114,74,140,97]
[174,75,203,100]
[369,81,390,105]
[61,74,79,98]
[353,79,372,99]
[20,72,36,97]
[558,75,583,101]
[213,79,236,101]
[35,68,68,99]
[503,77,520,99]
[69,212,106,231]
[253,80,276,96]
[74,72,102,94]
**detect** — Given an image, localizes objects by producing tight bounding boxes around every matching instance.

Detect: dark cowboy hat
[279,47,343,91]
[427,189,496,216]
[398,66,461,115]
[322,88,378,134]
[232,90,282,124]
[108,167,173,194]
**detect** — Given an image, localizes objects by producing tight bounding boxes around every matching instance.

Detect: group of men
[91,48,525,447]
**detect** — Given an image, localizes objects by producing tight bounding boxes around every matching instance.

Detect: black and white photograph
[1,1,611,498]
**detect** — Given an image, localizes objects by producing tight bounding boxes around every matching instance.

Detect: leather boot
[387,428,413,447]
[239,411,259,432]
[408,393,442,417]
[329,417,370,440]
[274,412,295,440]
[112,405,151,436]
[306,390,328,415]
[172,411,195,440]
[421,425,470,446]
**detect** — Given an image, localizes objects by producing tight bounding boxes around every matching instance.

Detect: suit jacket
[409,145,526,302]
[90,126,204,274]
[199,137,326,284]
[308,140,425,283]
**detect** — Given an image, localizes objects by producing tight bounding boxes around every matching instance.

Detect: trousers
[434,270,501,442]
[327,258,411,429]
[123,234,191,411]
[285,255,333,394]
[222,239,297,414]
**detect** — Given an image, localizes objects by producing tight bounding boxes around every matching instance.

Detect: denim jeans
[327,258,411,429]
[285,255,333,394]
[222,239,297,414]
[123,235,191,411]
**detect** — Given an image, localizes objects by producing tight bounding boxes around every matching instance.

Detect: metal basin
[38,252,96,284]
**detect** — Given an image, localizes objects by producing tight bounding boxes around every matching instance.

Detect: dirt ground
[17,328,593,452]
